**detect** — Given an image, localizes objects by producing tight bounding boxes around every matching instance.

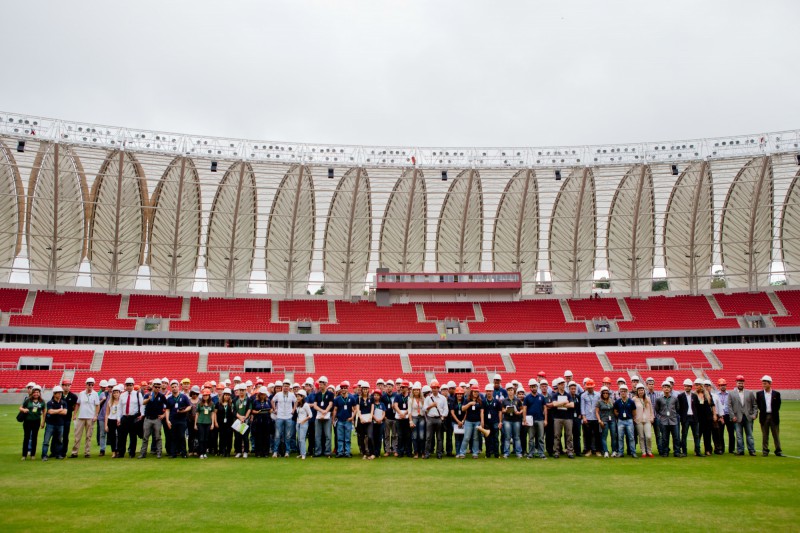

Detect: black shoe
[437,454,442,459]
[749,451,756,456]
[763,452,770,457]
[69,454,78,458]
[99,451,105,457]
[734,452,744,456]
[553,454,560,459]
[775,452,785,457]
[567,454,575,459]
[169,455,177,459]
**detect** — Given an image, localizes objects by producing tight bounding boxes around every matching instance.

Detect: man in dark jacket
[755,375,783,457]
[678,379,701,456]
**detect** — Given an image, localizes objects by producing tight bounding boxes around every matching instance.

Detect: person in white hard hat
[42,385,68,461]
[382,379,398,457]
[393,380,412,457]
[408,382,425,458]
[70,377,100,458]
[295,389,313,459]
[695,379,714,456]
[355,381,375,460]
[756,375,783,456]
[633,384,654,457]
[19,384,44,460]
[96,380,110,457]
[139,378,167,459]
[312,376,334,457]
[523,379,548,459]
[165,380,192,459]
[654,380,681,457]
[678,378,701,456]
[272,379,297,458]
[118,378,144,459]
[250,386,271,457]
[547,378,576,459]
[613,384,637,458]
[596,386,617,458]
[215,387,235,457]
[423,380,448,459]
[492,374,507,399]
[332,381,356,458]
[457,386,485,459]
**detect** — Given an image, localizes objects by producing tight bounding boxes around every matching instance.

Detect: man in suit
[756,375,783,457]
[726,374,757,456]
[678,379,701,457]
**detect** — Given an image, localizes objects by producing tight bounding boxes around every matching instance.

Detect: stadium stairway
[90,350,104,372]
[305,353,315,374]
[501,353,515,373]
[400,354,412,373]
[768,293,789,316]
[703,348,723,369]
[560,300,574,321]
[706,295,725,318]
[197,351,208,373]
[596,351,613,371]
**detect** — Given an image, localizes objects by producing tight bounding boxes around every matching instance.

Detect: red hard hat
[455,387,464,394]
[537,371,546,377]
[736,375,745,381]
[602,377,612,384]
[372,389,382,395]
[717,378,727,385]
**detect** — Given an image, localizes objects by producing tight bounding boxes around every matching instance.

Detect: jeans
[617,419,635,456]
[336,420,352,456]
[42,423,64,458]
[315,418,332,456]
[526,421,545,457]
[274,419,293,454]
[659,423,681,456]
[411,416,426,456]
[425,417,444,457]
[96,420,107,452]
[503,420,522,456]
[681,415,700,455]
[289,419,298,453]
[636,420,652,455]
[600,419,617,454]
[459,421,481,457]
[734,417,756,454]
[297,422,309,457]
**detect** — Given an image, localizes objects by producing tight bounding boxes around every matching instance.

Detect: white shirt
[106,401,122,421]
[423,393,448,418]
[76,390,101,419]
[296,403,312,424]
[119,390,144,417]
[764,390,772,413]
[273,392,296,420]
[685,391,693,416]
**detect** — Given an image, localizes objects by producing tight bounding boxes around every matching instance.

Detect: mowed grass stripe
[0,403,799,531]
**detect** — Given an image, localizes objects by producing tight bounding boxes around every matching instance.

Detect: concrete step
[560,300,575,321]
[90,350,104,372]
[596,352,614,371]
[617,298,633,321]
[180,297,191,320]
[327,301,337,322]
[703,348,723,370]
[706,294,725,318]
[501,353,516,373]
[472,303,485,322]
[197,351,208,373]
[0,312,9,327]
[271,300,280,323]
[424,370,436,384]
[118,294,131,319]
[415,303,426,322]
[400,353,413,373]
[60,369,75,386]
[693,368,709,380]
[21,291,37,315]
[768,292,789,316]
[305,353,315,373]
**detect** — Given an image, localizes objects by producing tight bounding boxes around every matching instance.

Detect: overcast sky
[2,1,798,148]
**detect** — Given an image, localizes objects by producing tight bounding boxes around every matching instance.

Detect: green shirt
[235,397,251,416]
[197,403,214,424]
[23,398,44,422]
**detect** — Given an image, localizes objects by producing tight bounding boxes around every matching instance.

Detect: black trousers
[584,420,601,452]
[681,415,700,455]
[106,419,119,455]
[397,419,412,457]
[545,412,555,455]
[218,424,233,456]
[723,414,736,453]
[197,423,211,455]
[572,416,582,454]
[485,425,499,457]
[118,415,139,457]
[170,418,188,457]
[22,420,40,457]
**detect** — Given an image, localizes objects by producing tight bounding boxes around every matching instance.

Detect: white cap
[447,381,456,388]
[662,381,672,387]
[761,375,772,382]
[125,377,135,385]
[223,387,232,395]
[258,386,268,395]
[376,378,385,385]
[296,389,307,398]
[703,379,712,386]
[85,377,95,383]
[631,375,640,382]
[421,385,432,394]
[319,376,328,383]
[113,384,124,392]
[693,378,703,385]
[52,385,63,393]
[484,384,493,392]
[469,378,479,387]
[233,376,242,381]
[492,373,502,381]
[564,370,573,377]
[412,382,421,390]
[528,378,538,386]
[600,386,609,392]
[683,379,693,386]
[99,380,108,388]
[245,380,253,387]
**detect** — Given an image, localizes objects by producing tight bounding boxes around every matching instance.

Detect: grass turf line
[0,403,799,531]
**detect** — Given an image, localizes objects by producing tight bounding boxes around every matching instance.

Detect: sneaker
[243,453,248,458]
[272,453,278,458]
[611,452,618,458]
[584,451,593,457]
[596,452,603,457]
[42,456,48,462]
[285,453,290,458]
[235,453,242,458]
[604,452,609,458]
[301,455,306,460]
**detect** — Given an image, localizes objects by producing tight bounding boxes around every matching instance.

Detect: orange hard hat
[585,379,595,387]
[602,377,612,384]
[202,388,211,395]
[717,378,727,385]
[455,387,465,394]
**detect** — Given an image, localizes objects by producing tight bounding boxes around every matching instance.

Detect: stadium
[2,2,800,531]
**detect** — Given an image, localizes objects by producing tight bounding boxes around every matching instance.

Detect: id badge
[666,410,670,417]
[487,414,492,420]
[472,405,476,411]
[344,404,348,411]
[622,412,627,419]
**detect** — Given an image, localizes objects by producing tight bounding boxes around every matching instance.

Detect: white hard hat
[125,377,135,385]
[636,383,645,389]
[568,381,577,388]
[26,381,36,388]
[107,378,117,386]
[170,379,179,385]
[505,382,514,390]
[667,377,675,384]
[85,377,95,383]
[421,385,432,394]
[600,386,609,392]
[469,378,479,387]
[683,379,693,386]
[459,382,467,388]
[484,384,493,392]
[30,384,40,392]
[233,376,242,381]
[292,383,300,388]
[761,375,772,382]
[258,386,268,395]
[619,384,628,391]
[113,384,124,392]
[223,388,232,395]
[512,380,520,387]
[297,389,307,398]
[693,378,703,385]
[190,385,201,394]
[447,381,456,388]
[631,375,640,382]
[318,376,328,383]
[492,373,502,381]
[224,379,231,385]
[412,381,421,390]
[361,382,370,389]
[539,379,548,386]
[235,383,246,391]
[152,378,162,386]
[245,380,253,387]
[662,381,672,387]
[305,377,314,385]
[528,378,537,386]
[386,380,395,385]
[564,370,573,377]
[99,380,108,388]
[703,379,712,386]
[376,378,385,385]
[52,385,63,393]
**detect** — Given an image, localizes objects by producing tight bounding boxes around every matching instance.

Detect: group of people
[18,369,784,461]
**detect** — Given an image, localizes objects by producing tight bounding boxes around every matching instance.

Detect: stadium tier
[295,354,405,386]
[470,301,585,333]
[84,351,212,385]
[170,298,288,333]
[773,291,800,326]
[320,302,436,334]
[9,292,136,330]
[618,296,739,331]
[706,348,800,389]
[127,294,183,318]
[605,350,711,368]
[277,300,329,322]
[422,303,477,321]
[0,288,27,312]
[206,353,307,372]
[713,292,777,317]
[568,298,624,320]
[408,353,505,372]
[508,352,606,384]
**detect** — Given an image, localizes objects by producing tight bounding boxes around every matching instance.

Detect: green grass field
[1,403,799,532]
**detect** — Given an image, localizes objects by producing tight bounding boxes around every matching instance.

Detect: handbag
[16,411,25,422]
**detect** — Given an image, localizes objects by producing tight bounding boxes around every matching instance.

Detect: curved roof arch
[436,169,483,272]
[780,167,800,284]
[0,140,24,281]
[379,168,427,272]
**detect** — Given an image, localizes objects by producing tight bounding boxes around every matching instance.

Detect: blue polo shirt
[144,392,167,419]
[492,386,509,399]
[393,393,410,414]
[524,392,547,421]
[334,395,356,421]
[483,397,502,426]
[548,390,574,420]
[45,398,68,426]
[614,398,636,421]
[166,393,191,420]
[382,393,396,420]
